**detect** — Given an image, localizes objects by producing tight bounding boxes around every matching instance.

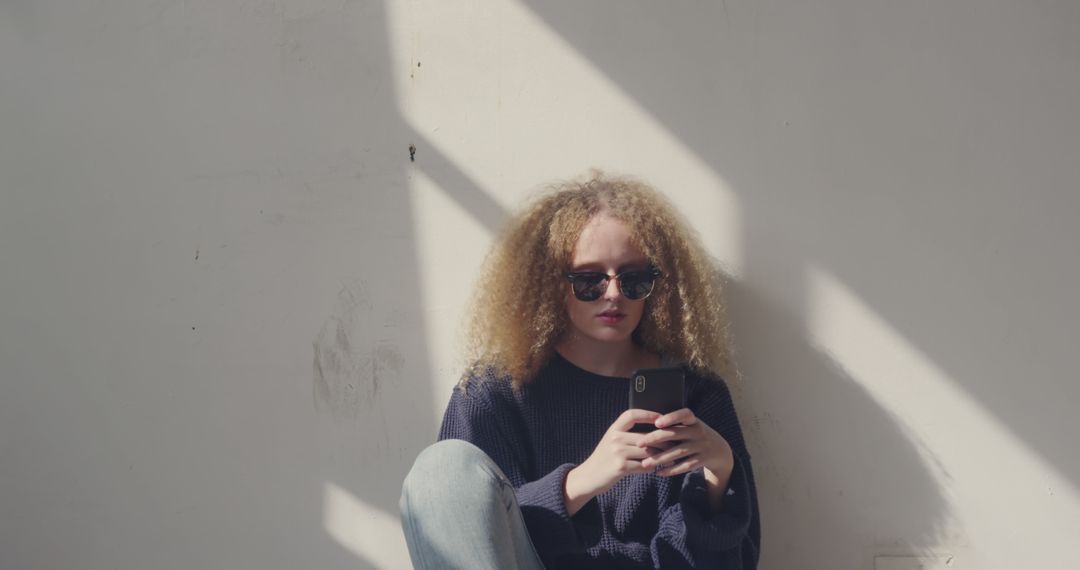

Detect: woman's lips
[597,310,625,324]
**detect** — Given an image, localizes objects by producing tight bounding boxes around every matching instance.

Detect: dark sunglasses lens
[571,274,607,301]
[620,271,656,300]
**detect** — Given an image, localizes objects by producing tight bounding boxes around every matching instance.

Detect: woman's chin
[585,329,634,344]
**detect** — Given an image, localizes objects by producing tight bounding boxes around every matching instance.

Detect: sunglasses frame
[564,267,662,301]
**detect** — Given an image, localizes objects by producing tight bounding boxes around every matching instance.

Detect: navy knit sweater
[438,352,760,569]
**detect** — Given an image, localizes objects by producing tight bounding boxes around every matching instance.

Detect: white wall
[2,1,1078,569]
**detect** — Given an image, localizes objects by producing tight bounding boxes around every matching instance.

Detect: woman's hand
[564,409,662,516]
[638,408,736,512]
[637,408,734,482]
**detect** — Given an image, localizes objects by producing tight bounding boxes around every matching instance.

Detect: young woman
[399,174,760,569]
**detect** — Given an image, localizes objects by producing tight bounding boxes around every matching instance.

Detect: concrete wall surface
[2,1,1078,568]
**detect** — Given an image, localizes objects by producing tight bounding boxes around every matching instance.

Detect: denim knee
[400,440,504,514]
[399,441,544,570]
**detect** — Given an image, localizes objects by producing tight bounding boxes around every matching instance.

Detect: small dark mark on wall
[408,144,416,162]
[417,61,421,67]
[195,248,199,261]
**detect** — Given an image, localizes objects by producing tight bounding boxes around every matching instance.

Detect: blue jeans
[399,439,547,570]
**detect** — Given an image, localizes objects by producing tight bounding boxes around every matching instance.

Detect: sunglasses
[564,268,662,301]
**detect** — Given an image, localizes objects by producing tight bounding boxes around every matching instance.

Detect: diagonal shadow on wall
[307,1,511,568]
[518,0,1080,497]
[510,1,984,566]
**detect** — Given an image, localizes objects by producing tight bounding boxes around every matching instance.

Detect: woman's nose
[602,276,621,300]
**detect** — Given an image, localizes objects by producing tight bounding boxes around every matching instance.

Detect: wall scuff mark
[313,281,403,419]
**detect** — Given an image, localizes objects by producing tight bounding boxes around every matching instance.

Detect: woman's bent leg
[400,440,545,570]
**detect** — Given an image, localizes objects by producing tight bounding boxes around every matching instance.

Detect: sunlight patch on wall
[385,0,743,275]
[323,481,407,568]
[805,265,1080,558]
[407,167,490,411]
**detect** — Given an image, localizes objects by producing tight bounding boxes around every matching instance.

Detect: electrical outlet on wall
[874,555,956,570]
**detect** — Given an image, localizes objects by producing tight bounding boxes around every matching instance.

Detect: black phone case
[627,365,686,433]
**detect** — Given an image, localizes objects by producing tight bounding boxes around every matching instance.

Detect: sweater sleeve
[650,376,762,569]
[437,380,592,560]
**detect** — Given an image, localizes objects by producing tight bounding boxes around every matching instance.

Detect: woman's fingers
[614,409,663,432]
[616,443,658,475]
[637,429,677,449]
[655,454,703,477]
[645,440,676,454]
[656,408,697,429]
[642,442,697,468]
[622,442,652,460]
[637,424,697,448]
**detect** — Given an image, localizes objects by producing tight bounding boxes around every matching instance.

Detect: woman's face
[563,214,651,347]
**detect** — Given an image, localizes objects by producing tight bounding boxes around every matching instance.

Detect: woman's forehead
[569,215,649,267]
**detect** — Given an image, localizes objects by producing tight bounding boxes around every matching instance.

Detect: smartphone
[627,365,686,433]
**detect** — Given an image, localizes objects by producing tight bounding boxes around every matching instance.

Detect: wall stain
[312,281,404,419]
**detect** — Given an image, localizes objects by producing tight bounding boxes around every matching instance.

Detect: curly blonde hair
[461,172,733,386]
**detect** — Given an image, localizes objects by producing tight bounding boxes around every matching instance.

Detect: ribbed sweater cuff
[680,454,753,552]
[515,463,584,558]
